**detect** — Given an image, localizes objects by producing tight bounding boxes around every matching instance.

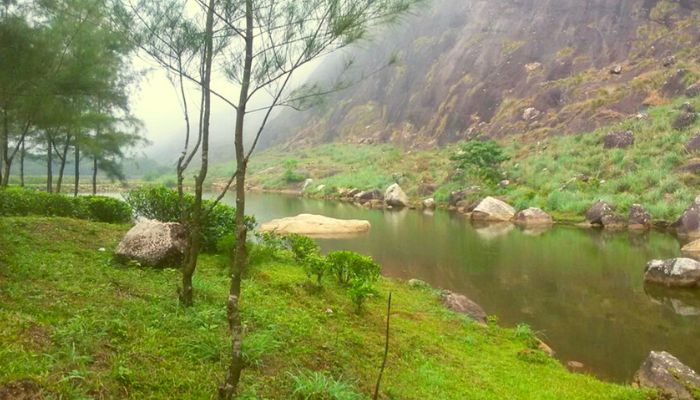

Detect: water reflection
[233,192,699,382]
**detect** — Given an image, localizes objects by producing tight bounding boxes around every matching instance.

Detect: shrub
[81,196,132,223]
[450,140,509,183]
[326,251,381,285]
[285,234,320,263]
[302,254,328,286]
[282,159,306,183]
[0,187,131,223]
[348,280,377,311]
[124,185,255,252]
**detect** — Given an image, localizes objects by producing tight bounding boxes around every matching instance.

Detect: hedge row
[0,187,132,224]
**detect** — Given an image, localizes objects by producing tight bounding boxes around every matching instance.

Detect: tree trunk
[74,142,79,197]
[55,135,71,194]
[180,0,214,308]
[46,133,53,193]
[19,138,24,187]
[221,1,253,398]
[1,109,9,187]
[92,156,97,195]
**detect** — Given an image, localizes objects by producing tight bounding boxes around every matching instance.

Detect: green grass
[0,217,650,399]
[239,95,700,222]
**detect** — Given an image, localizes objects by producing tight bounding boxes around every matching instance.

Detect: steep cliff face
[263,0,700,148]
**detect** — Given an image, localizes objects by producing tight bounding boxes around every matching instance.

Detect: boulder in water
[629,204,652,230]
[259,214,370,236]
[634,351,700,399]
[422,198,436,209]
[644,258,700,288]
[471,197,515,222]
[384,183,409,208]
[585,200,614,225]
[513,207,553,226]
[115,218,187,267]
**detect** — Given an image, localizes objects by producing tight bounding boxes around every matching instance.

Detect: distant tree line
[0,0,143,195]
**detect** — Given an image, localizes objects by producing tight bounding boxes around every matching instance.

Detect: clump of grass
[289,370,361,400]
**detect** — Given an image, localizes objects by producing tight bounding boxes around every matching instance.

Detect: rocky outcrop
[354,189,382,203]
[682,239,700,258]
[513,208,553,226]
[441,290,487,323]
[585,201,614,226]
[601,213,627,230]
[644,258,700,288]
[260,214,371,236]
[115,219,187,267]
[634,351,700,399]
[686,133,700,153]
[522,107,540,121]
[422,198,436,209]
[687,83,700,98]
[673,111,697,130]
[471,197,515,222]
[628,204,652,230]
[672,196,700,238]
[384,183,409,208]
[603,130,634,149]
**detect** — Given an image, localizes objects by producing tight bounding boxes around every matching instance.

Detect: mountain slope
[263,0,700,148]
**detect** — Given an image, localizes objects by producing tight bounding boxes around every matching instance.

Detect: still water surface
[230,192,700,383]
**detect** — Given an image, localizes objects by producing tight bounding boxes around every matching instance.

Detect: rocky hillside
[263,0,700,148]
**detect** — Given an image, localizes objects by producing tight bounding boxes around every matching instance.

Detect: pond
[229,191,700,383]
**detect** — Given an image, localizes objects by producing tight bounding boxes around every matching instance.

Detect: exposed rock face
[644,258,700,288]
[673,111,697,130]
[522,107,541,121]
[687,83,700,98]
[601,214,627,229]
[422,198,436,209]
[686,133,700,153]
[680,102,696,113]
[259,214,371,236]
[448,190,466,207]
[441,290,487,323]
[662,55,677,67]
[384,183,409,208]
[115,219,187,267]
[610,64,622,75]
[634,351,700,399]
[603,130,634,149]
[585,201,615,225]
[513,207,553,225]
[672,195,700,237]
[628,204,652,230]
[471,197,515,222]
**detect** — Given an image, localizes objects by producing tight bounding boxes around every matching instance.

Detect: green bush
[302,254,328,286]
[285,234,320,263]
[326,251,381,285]
[348,281,377,311]
[124,185,255,252]
[0,187,131,223]
[450,140,509,183]
[282,159,307,183]
[81,196,132,223]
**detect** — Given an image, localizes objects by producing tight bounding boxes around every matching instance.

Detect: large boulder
[115,219,187,267]
[448,190,466,207]
[628,204,652,230]
[422,198,436,210]
[601,213,627,230]
[259,214,370,236]
[384,183,409,208]
[585,200,615,225]
[644,258,700,288]
[672,195,700,237]
[441,291,487,323]
[513,207,553,226]
[471,197,515,222]
[603,131,634,149]
[634,351,700,399]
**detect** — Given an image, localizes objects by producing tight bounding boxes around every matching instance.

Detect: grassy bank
[238,95,700,223]
[0,217,649,399]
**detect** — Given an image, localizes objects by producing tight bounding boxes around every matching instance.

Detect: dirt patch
[20,324,52,351]
[0,379,43,400]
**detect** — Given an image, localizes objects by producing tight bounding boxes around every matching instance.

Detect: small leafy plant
[450,140,509,183]
[326,251,380,285]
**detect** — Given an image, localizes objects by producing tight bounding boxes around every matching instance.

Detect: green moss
[0,217,650,399]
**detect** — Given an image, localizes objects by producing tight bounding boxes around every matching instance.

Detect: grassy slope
[241,95,700,222]
[0,217,648,399]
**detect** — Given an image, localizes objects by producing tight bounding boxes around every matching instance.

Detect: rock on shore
[259,214,371,236]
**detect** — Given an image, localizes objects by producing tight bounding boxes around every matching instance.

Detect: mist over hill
[261,0,700,149]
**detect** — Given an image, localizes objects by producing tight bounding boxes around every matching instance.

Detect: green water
[235,192,700,383]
